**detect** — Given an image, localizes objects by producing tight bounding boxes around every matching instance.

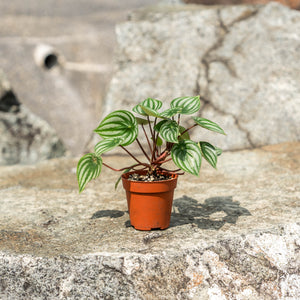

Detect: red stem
[150,118,158,164]
[136,138,150,161]
[142,124,153,153]
[162,157,172,163]
[180,123,197,137]
[120,145,150,167]
[159,166,185,175]
[103,162,142,172]
[147,116,154,139]
[152,150,168,164]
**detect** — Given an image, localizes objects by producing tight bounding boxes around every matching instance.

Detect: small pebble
[128,172,172,182]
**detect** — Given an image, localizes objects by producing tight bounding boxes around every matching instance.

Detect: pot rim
[121,169,178,183]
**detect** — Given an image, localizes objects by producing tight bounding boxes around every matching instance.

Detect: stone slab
[0,142,299,298]
[103,3,300,152]
[0,0,156,154]
[0,70,66,165]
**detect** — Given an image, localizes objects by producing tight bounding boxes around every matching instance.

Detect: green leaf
[171,140,202,176]
[77,153,102,193]
[158,120,179,143]
[133,98,162,116]
[154,120,168,132]
[139,105,161,117]
[214,146,223,156]
[135,117,150,125]
[94,110,138,146]
[151,135,163,146]
[160,107,183,118]
[94,138,122,155]
[199,142,217,169]
[156,136,163,146]
[171,96,201,115]
[115,168,131,190]
[193,117,226,135]
[178,126,190,141]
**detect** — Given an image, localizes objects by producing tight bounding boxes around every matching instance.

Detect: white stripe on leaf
[94,110,138,146]
[94,138,122,155]
[199,142,217,169]
[133,98,162,116]
[159,120,179,143]
[171,140,202,176]
[193,117,226,135]
[171,96,201,115]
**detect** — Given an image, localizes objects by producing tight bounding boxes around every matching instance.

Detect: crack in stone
[226,8,259,28]
[201,96,256,149]
[195,7,260,149]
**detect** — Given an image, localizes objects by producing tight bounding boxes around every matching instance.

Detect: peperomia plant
[77,96,226,193]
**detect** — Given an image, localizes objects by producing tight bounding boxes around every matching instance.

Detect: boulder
[0,0,156,155]
[0,70,65,165]
[0,142,299,298]
[184,0,300,10]
[103,3,300,151]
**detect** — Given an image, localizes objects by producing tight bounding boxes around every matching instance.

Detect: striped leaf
[135,117,150,125]
[158,120,179,143]
[199,142,217,169]
[139,105,161,117]
[171,140,202,176]
[133,98,162,116]
[77,153,102,193]
[171,96,201,115]
[94,110,138,146]
[215,146,223,156]
[193,117,226,135]
[160,107,183,118]
[178,126,190,141]
[94,138,122,155]
[115,168,132,190]
[154,120,168,132]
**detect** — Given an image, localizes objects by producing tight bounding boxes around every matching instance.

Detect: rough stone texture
[0,142,299,299]
[0,0,156,154]
[0,70,65,165]
[103,3,300,151]
[0,70,20,113]
[184,0,300,10]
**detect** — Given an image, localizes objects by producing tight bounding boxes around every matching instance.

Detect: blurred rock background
[104,2,300,152]
[0,0,299,164]
[0,0,158,161]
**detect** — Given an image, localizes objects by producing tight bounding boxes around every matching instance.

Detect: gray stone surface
[0,70,65,165]
[0,0,157,154]
[0,142,299,299]
[0,70,20,113]
[103,3,300,151]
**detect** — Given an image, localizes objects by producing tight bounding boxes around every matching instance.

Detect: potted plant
[77,96,226,230]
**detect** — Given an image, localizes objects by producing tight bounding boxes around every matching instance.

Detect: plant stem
[120,145,149,167]
[159,166,185,175]
[152,150,169,164]
[142,123,153,153]
[150,117,158,164]
[136,138,150,161]
[103,162,145,172]
[147,116,154,139]
[180,123,197,136]
[162,157,172,163]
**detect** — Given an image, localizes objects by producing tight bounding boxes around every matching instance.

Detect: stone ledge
[0,142,299,299]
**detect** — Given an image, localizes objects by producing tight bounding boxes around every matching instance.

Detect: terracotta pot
[122,170,178,231]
